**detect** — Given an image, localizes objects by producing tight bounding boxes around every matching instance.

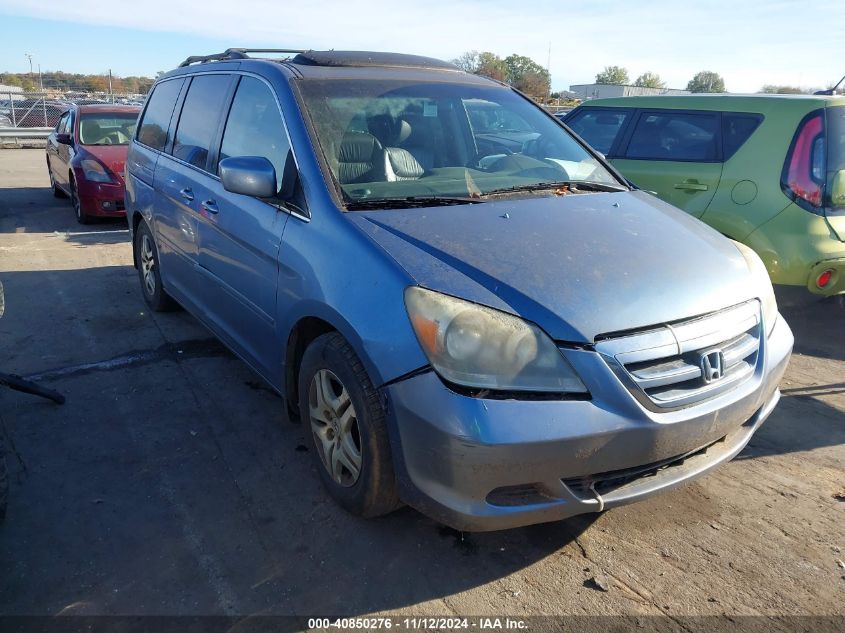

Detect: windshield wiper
[345,195,483,211]
[481,181,628,197]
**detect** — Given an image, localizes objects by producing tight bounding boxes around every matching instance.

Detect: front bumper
[77,180,127,217]
[385,315,793,531]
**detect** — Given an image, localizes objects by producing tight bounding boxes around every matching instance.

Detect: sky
[0,0,843,93]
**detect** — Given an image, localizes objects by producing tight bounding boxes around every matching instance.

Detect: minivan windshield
[296,78,623,208]
[79,112,138,146]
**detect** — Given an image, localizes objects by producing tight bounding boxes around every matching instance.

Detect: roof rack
[178,48,307,68]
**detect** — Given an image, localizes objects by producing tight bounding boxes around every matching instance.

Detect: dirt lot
[0,149,843,622]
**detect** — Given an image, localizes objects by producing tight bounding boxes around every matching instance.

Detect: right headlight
[733,241,778,335]
[404,286,587,394]
[80,158,114,183]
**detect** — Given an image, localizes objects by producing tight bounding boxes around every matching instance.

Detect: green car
[564,95,845,299]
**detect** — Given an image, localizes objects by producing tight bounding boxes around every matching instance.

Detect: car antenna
[814,74,845,95]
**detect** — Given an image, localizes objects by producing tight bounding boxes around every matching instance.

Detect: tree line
[452,51,551,98]
[0,71,154,95]
[594,66,727,92]
[594,66,833,94]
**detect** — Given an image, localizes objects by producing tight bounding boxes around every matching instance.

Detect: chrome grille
[595,301,762,410]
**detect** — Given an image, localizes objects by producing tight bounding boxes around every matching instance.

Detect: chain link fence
[1,88,147,146]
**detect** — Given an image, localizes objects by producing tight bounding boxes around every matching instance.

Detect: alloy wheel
[308,369,362,487]
[140,234,157,297]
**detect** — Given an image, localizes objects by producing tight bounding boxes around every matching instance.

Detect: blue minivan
[125,49,793,531]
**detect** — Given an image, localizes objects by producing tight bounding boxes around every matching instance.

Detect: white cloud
[2,0,843,91]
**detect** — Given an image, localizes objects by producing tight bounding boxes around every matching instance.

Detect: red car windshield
[79,113,138,146]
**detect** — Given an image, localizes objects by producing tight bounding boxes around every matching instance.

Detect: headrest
[367,114,411,146]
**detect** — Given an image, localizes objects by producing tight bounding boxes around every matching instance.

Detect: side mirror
[219,156,276,198]
[831,170,845,207]
[56,133,73,145]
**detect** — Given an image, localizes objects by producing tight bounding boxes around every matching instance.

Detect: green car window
[722,113,763,160]
[626,111,719,162]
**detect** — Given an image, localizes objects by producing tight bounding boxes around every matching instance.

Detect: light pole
[25,53,33,75]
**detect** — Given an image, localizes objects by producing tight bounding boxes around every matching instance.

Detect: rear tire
[48,166,66,198]
[70,178,90,225]
[134,220,177,312]
[298,333,400,518]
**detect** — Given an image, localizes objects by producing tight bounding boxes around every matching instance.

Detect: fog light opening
[816,269,833,288]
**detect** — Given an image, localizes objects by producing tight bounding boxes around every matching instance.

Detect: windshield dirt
[78,113,138,146]
[296,79,621,208]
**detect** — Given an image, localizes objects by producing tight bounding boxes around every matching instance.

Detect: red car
[46,104,141,224]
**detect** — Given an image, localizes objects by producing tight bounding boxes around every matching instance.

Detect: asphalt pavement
[0,149,843,623]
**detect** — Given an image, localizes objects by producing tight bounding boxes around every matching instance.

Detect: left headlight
[80,158,114,183]
[404,286,587,393]
[734,241,778,335]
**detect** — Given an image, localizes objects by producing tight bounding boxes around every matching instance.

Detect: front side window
[137,78,183,152]
[625,111,719,161]
[78,113,139,145]
[566,108,630,155]
[173,74,232,170]
[295,78,621,208]
[219,76,292,195]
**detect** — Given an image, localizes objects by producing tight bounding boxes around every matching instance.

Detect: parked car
[564,95,845,300]
[46,103,140,223]
[4,100,66,128]
[126,49,793,531]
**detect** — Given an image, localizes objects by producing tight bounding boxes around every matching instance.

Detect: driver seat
[81,120,103,144]
[367,114,426,181]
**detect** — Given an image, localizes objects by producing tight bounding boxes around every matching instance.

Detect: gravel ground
[0,149,843,623]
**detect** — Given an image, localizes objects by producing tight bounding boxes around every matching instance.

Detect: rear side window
[566,109,630,155]
[137,79,184,151]
[722,113,763,160]
[219,77,291,195]
[172,74,231,171]
[625,111,719,161]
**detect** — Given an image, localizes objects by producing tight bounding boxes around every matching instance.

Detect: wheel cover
[140,234,156,296]
[308,369,362,487]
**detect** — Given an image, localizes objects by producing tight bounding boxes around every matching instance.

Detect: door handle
[179,187,194,202]
[673,181,709,192]
[201,199,219,214]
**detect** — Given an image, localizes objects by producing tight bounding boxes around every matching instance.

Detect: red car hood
[83,144,129,183]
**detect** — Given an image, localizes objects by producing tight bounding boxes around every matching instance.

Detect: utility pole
[38,63,47,126]
[108,69,114,104]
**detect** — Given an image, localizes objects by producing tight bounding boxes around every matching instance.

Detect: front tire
[298,333,400,518]
[134,220,177,312]
[70,178,90,225]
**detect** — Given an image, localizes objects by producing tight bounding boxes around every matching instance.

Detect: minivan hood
[348,191,757,343]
